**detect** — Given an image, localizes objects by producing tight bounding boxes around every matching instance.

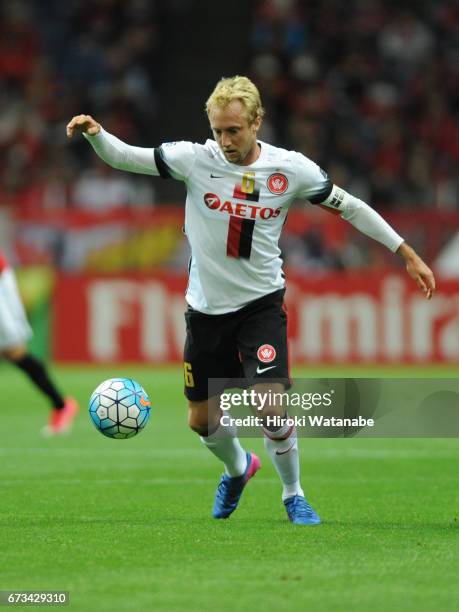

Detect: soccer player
[66,76,435,524]
[0,251,79,434]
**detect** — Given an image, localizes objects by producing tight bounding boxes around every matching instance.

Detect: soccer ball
[89,377,151,439]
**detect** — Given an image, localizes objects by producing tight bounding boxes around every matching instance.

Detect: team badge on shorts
[267,173,288,195]
[257,344,276,363]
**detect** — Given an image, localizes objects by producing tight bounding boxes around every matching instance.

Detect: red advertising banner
[52,272,459,364]
[13,207,459,273]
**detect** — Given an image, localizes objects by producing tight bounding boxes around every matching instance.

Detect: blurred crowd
[0,0,159,213]
[251,0,459,210]
[1,0,458,214]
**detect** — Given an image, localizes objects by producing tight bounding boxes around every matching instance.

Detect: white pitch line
[0,447,456,460]
[0,448,207,457]
[0,477,278,486]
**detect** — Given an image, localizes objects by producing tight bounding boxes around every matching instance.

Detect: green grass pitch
[1,364,458,611]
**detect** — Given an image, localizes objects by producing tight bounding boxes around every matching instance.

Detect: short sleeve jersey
[157,139,331,314]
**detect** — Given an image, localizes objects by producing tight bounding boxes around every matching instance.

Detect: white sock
[264,424,304,501]
[201,421,247,477]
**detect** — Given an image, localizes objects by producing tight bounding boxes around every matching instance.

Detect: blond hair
[205,76,265,125]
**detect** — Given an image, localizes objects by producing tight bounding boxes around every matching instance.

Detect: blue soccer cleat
[284,495,321,525]
[212,452,261,519]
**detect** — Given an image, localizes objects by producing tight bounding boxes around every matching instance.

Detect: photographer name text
[220,414,375,428]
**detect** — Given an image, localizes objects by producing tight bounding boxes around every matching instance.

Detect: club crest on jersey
[257,344,276,363]
[267,173,288,195]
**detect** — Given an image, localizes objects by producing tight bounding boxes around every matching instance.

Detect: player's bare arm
[66,114,101,138]
[397,242,436,300]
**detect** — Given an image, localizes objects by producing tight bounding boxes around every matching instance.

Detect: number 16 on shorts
[184,362,195,388]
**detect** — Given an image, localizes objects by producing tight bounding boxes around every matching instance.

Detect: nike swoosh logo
[210,174,224,178]
[276,441,295,455]
[256,365,276,374]
[140,397,151,407]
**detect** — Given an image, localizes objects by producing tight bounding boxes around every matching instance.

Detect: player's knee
[188,401,209,436]
[188,397,221,437]
[2,344,27,362]
[252,383,286,419]
[262,407,285,422]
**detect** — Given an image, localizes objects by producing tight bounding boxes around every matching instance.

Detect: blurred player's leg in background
[3,345,79,436]
[0,266,78,435]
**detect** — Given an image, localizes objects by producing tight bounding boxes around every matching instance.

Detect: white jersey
[156,139,332,314]
[85,128,404,314]
[0,266,32,350]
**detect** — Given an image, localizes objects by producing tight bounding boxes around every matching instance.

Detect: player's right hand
[66,114,101,138]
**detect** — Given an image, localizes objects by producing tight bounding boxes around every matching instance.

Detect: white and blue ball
[89,377,151,439]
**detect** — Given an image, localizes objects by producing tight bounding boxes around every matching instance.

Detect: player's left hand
[398,242,436,299]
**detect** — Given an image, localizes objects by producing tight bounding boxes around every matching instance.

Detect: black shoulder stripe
[154,147,173,179]
[308,179,333,204]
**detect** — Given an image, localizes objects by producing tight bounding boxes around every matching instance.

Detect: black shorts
[183,289,291,401]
